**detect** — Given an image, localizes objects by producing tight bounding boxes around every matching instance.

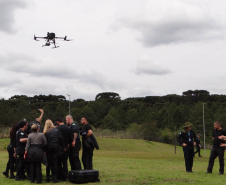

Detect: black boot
[9,172,15,179]
[46,176,50,182]
[9,175,15,179]
[2,171,9,178]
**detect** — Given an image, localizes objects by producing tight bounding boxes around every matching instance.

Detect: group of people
[177,121,226,174]
[2,109,99,183]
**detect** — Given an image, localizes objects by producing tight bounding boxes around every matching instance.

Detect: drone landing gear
[52,46,60,49]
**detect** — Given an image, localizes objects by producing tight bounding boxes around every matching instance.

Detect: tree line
[1,90,226,145]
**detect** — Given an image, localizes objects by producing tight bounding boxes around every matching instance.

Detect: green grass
[0,137,225,184]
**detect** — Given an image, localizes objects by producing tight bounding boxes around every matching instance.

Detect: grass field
[0,137,225,184]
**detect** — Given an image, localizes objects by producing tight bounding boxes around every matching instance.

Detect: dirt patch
[164,178,193,183]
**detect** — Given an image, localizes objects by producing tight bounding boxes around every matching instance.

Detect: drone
[34,32,72,48]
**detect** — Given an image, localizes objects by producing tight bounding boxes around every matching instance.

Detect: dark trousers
[207,148,225,174]
[69,145,82,170]
[194,146,201,157]
[46,144,60,181]
[58,150,68,180]
[16,154,26,179]
[5,152,15,176]
[82,146,94,170]
[183,146,194,171]
[5,146,16,177]
[30,161,42,183]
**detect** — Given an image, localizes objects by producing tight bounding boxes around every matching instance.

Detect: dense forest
[1,90,226,145]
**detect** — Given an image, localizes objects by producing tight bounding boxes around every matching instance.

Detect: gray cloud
[113,1,224,46]
[0,52,78,78]
[0,52,121,90]
[0,0,28,33]
[135,57,171,75]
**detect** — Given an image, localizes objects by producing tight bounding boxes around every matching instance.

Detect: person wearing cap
[194,133,202,157]
[177,122,196,173]
[206,121,226,175]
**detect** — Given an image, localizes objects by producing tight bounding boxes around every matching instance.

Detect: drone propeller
[63,36,73,41]
[34,35,40,41]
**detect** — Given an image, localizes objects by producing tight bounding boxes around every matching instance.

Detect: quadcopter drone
[34,32,72,48]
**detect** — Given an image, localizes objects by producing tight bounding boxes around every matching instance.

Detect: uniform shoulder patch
[72,123,76,125]
[21,132,24,135]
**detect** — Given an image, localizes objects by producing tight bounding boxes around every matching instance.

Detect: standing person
[44,119,64,183]
[15,120,28,181]
[66,115,82,170]
[177,122,196,173]
[206,121,226,175]
[194,133,202,157]
[56,116,72,181]
[27,109,44,134]
[25,124,47,183]
[80,116,95,170]
[2,123,19,179]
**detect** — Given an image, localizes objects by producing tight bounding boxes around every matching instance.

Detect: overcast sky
[1,0,226,101]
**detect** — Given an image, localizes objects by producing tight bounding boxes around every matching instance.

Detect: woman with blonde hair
[43,119,55,134]
[44,119,64,183]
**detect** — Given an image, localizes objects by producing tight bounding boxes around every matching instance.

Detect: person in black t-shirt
[194,133,202,157]
[15,120,28,181]
[56,117,72,181]
[66,115,82,170]
[27,109,44,134]
[177,122,196,173]
[206,121,226,175]
[80,116,95,170]
[2,123,19,179]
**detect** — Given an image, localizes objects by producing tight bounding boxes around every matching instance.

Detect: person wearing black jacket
[177,122,196,173]
[15,120,28,181]
[44,119,64,183]
[2,123,19,179]
[56,117,72,181]
[66,115,82,170]
[206,121,226,175]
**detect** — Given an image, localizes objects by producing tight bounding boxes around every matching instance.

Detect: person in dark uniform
[44,119,64,183]
[25,124,47,183]
[27,109,44,134]
[66,115,82,170]
[206,121,226,175]
[15,120,28,181]
[56,116,72,181]
[80,116,95,170]
[2,123,19,179]
[194,133,202,157]
[177,122,196,173]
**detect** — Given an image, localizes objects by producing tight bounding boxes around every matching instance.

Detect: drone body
[34,32,71,48]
